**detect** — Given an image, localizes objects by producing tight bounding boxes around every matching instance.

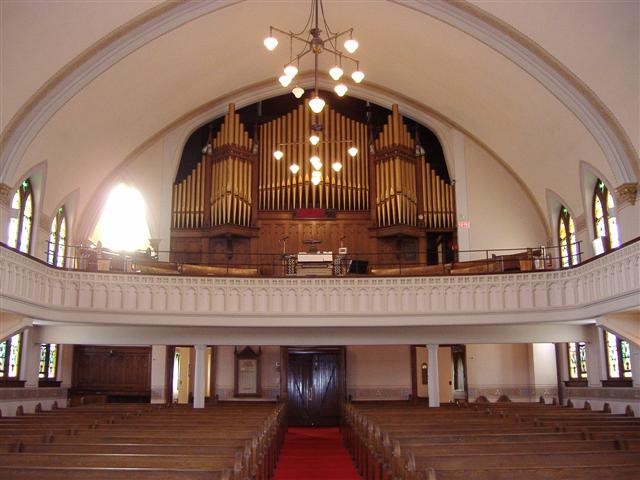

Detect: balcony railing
[43,242,584,278]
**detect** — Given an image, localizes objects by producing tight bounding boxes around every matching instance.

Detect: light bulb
[344,38,359,54]
[310,156,322,170]
[308,96,326,113]
[273,150,284,160]
[311,175,321,186]
[351,70,365,83]
[290,163,300,174]
[309,134,320,146]
[292,86,304,98]
[279,75,292,87]
[284,64,298,78]
[329,66,343,81]
[332,161,343,172]
[334,83,348,97]
[264,36,278,51]
[348,146,358,157]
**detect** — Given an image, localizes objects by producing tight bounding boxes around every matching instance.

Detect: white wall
[347,345,412,400]
[465,138,548,258]
[466,343,533,401]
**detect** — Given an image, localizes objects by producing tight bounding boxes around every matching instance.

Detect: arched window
[48,207,67,267]
[593,180,620,254]
[91,183,152,252]
[0,334,22,382]
[567,342,587,381]
[39,343,59,385]
[558,206,578,267]
[7,179,34,254]
[604,331,632,383]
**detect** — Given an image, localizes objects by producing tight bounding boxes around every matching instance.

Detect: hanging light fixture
[263,0,365,113]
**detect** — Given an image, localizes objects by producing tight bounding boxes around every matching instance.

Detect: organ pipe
[172,102,454,234]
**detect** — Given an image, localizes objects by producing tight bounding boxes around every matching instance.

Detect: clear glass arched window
[593,180,620,254]
[558,206,578,267]
[7,179,34,254]
[48,207,67,267]
[91,183,152,253]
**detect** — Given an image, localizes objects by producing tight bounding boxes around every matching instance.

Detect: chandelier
[263,0,364,182]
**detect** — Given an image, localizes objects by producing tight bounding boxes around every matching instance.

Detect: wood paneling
[72,346,151,399]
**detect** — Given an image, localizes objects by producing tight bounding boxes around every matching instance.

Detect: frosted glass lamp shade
[348,146,358,157]
[334,83,348,97]
[309,134,320,146]
[329,66,343,81]
[284,64,298,78]
[311,175,321,186]
[309,96,326,113]
[344,38,359,53]
[332,161,343,172]
[351,70,365,83]
[279,75,292,87]
[292,86,304,98]
[264,36,278,51]
[289,163,300,174]
[310,156,323,170]
[273,150,284,160]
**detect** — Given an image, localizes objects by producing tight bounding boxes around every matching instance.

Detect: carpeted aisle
[273,427,363,479]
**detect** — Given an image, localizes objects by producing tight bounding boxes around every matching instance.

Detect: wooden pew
[0,401,286,480]
[342,401,640,480]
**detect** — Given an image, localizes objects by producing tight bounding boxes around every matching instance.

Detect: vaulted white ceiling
[1,0,638,233]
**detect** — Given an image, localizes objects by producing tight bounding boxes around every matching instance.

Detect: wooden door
[287,352,340,426]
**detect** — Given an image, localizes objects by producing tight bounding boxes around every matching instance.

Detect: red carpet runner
[274,427,363,479]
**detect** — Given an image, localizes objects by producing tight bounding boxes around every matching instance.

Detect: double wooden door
[287,351,341,426]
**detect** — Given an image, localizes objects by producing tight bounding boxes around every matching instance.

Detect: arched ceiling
[1,0,638,232]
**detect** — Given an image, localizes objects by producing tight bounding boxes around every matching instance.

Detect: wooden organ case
[170,101,456,273]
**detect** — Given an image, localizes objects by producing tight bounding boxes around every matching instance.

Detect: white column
[150,345,167,404]
[630,344,640,388]
[427,344,439,407]
[21,328,41,388]
[585,325,606,388]
[193,345,206,408]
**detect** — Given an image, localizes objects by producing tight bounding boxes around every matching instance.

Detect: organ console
[170,99,456,270]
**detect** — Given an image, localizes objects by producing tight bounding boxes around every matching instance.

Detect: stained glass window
[558,207,579,267]
[7,179,33,254]
[567,342,587,380]
[0,334,21,379]
[38,344,58,380]
[47,207,67,267]
[0,342,5,377]
[604,331,632,380]
[593,180,620,254]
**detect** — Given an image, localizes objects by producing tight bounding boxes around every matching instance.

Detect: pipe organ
[372,105,455,231]
[171,104,255,231]
[258,102,369,211]
[171,100,456,267]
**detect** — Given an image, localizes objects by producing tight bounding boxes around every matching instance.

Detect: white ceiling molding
[0,0,243,185]
[0,0,636,198]
[392,0,638,184]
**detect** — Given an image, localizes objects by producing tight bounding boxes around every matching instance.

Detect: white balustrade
[1,242,638,327]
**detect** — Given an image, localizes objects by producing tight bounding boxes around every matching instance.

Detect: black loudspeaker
[348,260,369,274]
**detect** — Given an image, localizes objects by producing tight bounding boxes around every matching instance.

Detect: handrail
[5,236,637,278]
